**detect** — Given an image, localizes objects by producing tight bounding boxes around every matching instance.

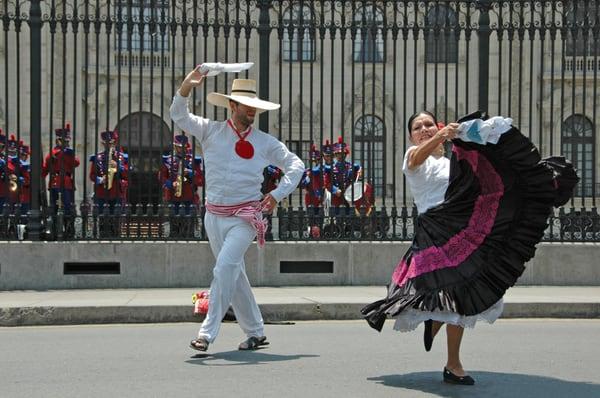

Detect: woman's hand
[435,123,460,141]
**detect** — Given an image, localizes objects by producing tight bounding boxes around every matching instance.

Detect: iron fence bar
[537,1,544,151]
[476,0,491,111]
[1,0,8,224]
[27,0,42,239]
[258,0,270,134]
[527,1,534,140]
[593,4,599,208]
[581,1,589,203]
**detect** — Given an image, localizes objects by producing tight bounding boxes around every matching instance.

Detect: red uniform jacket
[19,160,31,204]
[301,166,324,207]
[42,147,80,190]
[330,160,360,207]
[159,154,204,202]
[89,149,129,200]
[1,156,22,203]
[0,155,10,199]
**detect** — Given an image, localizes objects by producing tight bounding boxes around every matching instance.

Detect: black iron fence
[0,0,599,242]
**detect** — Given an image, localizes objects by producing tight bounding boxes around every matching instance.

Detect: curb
[2,302,600,326]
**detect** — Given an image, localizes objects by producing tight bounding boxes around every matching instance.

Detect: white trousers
[198,212,264,343]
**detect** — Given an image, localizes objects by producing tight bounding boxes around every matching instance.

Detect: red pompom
[235,140,254,159]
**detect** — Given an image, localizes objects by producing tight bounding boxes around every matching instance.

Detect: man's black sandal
[190,337,209,352]
[238,336,269,351]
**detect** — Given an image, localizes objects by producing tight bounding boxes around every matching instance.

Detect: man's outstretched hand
[179,66,206,97]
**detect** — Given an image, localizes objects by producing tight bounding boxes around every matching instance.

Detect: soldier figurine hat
[173,134,188,147]
[7,134,18,150]
[20,142,30,155]
[207,79,280,114]
[333,136,348,154]
[100,130,118,142]
[55,123,72,139]
[321,139,333,155]
[309,144,321,160]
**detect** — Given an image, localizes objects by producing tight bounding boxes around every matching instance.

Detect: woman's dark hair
[407,111,437,135]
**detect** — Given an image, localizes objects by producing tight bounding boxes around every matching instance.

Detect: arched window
[282,4,315,62]
[425,4,458,63]
[353,115,385,196]
[353,6,385,63]
[562,114,595,197]
[565,0,600,56]
[116,112,172,206]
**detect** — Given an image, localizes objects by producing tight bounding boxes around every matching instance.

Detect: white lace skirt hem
[392,299,504,332]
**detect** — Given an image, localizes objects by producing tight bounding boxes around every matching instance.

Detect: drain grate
[280,261,333,274]
[64,262,120,275]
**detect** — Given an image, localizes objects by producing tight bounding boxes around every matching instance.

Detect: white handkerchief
[457,116,513,145]
[197,62,254,77]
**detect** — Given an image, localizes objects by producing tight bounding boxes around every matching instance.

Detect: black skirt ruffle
[362,127,578,332]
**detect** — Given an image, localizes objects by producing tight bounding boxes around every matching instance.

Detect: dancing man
[171,66,304,352]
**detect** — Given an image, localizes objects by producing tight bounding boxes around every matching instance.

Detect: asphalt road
[1,320,599,398]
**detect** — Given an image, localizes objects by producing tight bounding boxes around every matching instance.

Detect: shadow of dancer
[186,350,319,367]
[368,371,600,398]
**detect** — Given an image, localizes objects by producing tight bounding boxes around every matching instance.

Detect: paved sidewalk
[1,286,600,326]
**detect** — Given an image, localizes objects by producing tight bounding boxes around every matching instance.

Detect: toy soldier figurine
[330,136,361,213]
[261,165,282,240]
[159,134,203,238]
[261,165,282,196]
[89,130,128,238]
[300,144,324,238]
[3,135,21,212]
[18,141,31,215]
[42,124,80,238]
[89,130,129,214]
[0,130,9,213]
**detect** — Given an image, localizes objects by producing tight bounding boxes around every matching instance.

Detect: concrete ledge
[2,286,600,326]
[3,302,600,327]
[0,241,599,289]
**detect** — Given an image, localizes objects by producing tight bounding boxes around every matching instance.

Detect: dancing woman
[362,110,578,385]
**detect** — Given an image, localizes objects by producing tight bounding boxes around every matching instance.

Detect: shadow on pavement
[368,371,600,398]
[186,349,319,366]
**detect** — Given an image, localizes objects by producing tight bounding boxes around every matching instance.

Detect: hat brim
[206,93,280,114]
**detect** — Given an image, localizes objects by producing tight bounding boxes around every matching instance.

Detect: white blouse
[170,91,305,205]
[402,147,450,215]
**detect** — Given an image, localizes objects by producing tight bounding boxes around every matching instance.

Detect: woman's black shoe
[443,367,475,385]
[423,320,433,352]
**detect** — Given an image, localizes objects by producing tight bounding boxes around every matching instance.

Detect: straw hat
[207,79,280,114]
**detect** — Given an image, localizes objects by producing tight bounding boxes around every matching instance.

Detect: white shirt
[402,146,450,214]
[170,91,305,205]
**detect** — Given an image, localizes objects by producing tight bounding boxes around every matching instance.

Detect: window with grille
[282,4,315,62]
[286,140,312,162]
[353,115,385,196]
[115,1,170,53]
[353,5,385,63]
[565,1,600,56]
[562,114,595,197]
[116,111,172,206]
[425,4,458,64]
